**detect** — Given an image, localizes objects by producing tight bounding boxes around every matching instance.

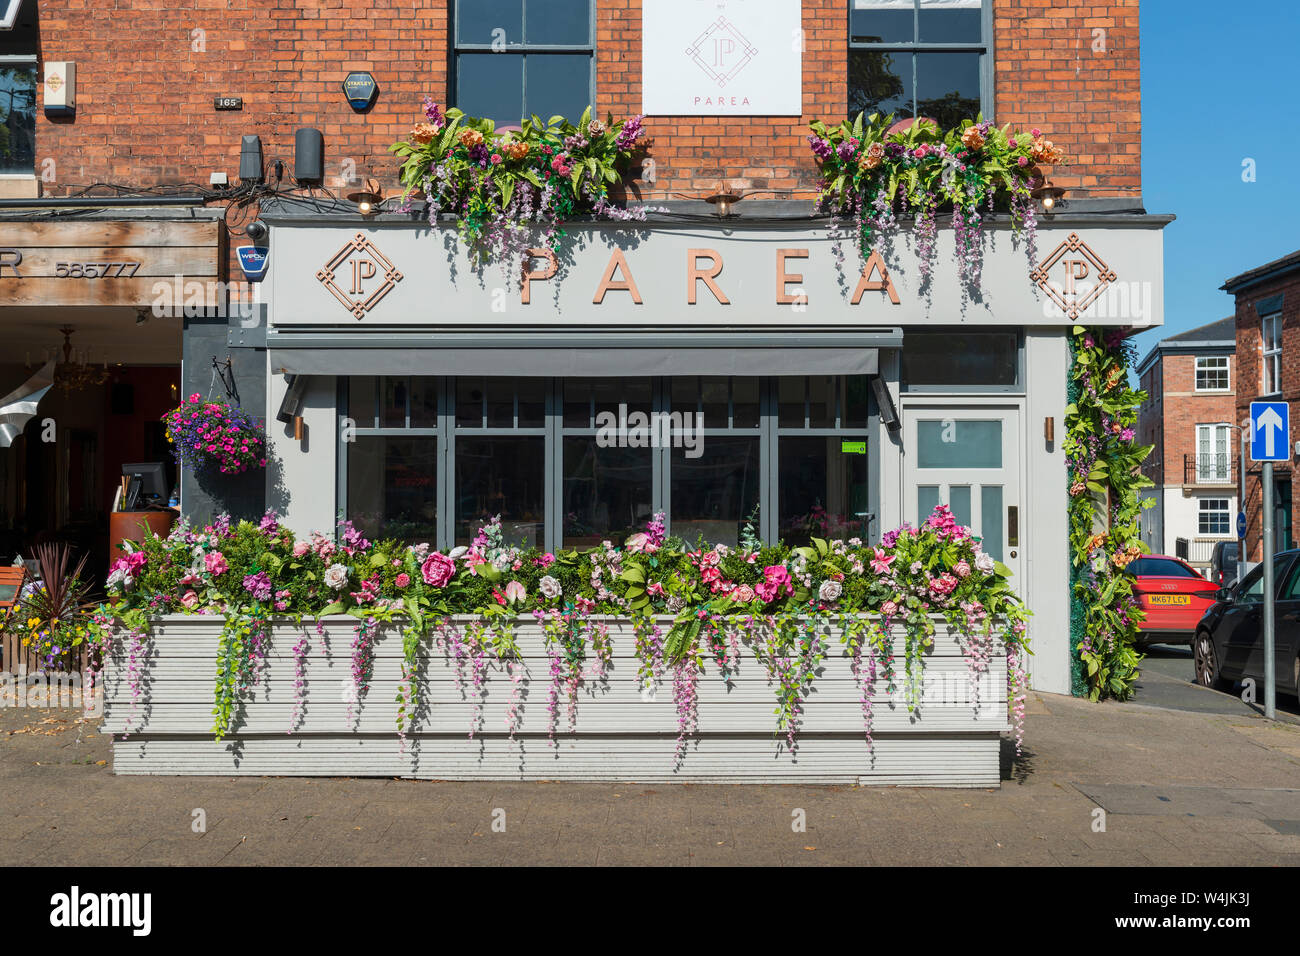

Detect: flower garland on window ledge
[390,100,651,274]
[1065,325,1154,701]
[806,112,1065,290]
[93,505,1032,759]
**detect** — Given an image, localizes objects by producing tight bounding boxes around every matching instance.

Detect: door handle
[1007,505,1019,547]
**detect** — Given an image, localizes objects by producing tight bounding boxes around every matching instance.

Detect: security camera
[245,219,269,243]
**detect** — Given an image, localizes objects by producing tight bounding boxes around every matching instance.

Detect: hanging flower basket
[163,393,267,476]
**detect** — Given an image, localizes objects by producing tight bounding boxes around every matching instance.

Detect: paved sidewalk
[2,689,1299,866]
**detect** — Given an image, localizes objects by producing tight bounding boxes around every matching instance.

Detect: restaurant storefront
[218,206,1168,695]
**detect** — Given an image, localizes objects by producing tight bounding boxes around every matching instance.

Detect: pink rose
[421,552,456,588]
[205,551,228,576]
[881,600,898,617]
[732,583,756,603]
[395,573,411,589]
[293,541,311,558]
[954,559,971,578]
[625,532,649,553]
[180,590,199,609]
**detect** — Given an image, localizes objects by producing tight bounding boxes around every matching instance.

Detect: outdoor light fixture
[1032,181,1067,213]
[705,186,742,218]
[347,178,384,217]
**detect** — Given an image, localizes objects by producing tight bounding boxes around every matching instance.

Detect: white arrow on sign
[1257,405,1285,458]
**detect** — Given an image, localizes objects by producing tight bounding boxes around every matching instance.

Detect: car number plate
[1147,594,1190,606]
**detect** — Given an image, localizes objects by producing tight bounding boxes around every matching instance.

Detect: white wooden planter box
[103,615,1009,786]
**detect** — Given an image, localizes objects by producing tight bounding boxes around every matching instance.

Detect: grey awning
[268,329,901,377]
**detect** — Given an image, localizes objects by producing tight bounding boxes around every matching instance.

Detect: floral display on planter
[1064,325,1153,701]
[390,100,650,269]
[163,393,267,476]
[90,505,1032,757]
[806,112,1065,288]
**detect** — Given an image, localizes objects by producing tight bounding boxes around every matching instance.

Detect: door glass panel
[980,484,1003,561]
[918,485,939,522]
[948,485,971,528]
[916,419,1002,468]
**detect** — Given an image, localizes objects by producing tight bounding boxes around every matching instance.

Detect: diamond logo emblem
[1030,232,1117,320]
[316,233,403,320]
[685,17,757,87]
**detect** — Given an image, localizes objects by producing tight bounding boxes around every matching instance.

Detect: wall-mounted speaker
[294,128,324,184]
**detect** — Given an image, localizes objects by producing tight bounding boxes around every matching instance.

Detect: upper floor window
[1194,355,1229,392]
[849,0,989,130]
[453,0,594,126]
[1262,312,1282,395]
[0,0,37,176]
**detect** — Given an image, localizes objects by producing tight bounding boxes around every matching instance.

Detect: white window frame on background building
[1198,497,1232,537]
[1262,311,1283,395]
[1195,422,1231,483]
[1194,355,1229,392]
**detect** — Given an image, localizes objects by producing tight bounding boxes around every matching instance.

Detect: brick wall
[29,0,1141,202]
[1234,270,1300,560]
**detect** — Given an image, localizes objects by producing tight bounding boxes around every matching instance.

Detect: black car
[1194,549,1300,697]
[1208,540,1240,589]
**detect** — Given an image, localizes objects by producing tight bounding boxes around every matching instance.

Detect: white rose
[974,552,996,575]
[818,579,843,602]
[539,575,562,599]
[324,563,350,590]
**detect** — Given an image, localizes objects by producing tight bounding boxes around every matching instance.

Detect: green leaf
[619,566,646,584]
[317,601,344,618]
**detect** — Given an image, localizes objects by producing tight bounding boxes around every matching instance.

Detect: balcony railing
[1184,453,1236,485]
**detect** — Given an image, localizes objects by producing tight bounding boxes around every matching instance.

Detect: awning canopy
[268,329,902,377]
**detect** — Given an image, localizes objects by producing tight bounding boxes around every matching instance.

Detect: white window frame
[1198,497,1232,537]
[1262,312,1283,396]
[1194,355,1229,392]
[1195,423,1230,482]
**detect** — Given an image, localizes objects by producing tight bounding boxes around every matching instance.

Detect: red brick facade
[1139,351,1237,489]
[25,0,1141,201]
[1231,262,1300,560]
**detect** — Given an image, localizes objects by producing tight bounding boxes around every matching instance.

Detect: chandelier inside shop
[26,327,111,395]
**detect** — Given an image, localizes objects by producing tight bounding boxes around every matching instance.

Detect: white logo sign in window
[642,0,803,116]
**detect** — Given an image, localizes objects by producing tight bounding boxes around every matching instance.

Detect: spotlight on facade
[347,178,384,217]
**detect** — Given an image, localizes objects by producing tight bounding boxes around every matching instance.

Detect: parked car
[1127,554,1221,648]
[1209,540,1240,589]
[1194,550,1300,698]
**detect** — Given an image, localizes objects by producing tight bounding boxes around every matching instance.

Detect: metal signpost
[1250,401,1289,720]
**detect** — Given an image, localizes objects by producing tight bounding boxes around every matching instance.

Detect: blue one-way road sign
[1251,401,1290,462]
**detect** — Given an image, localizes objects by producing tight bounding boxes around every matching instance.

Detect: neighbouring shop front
[0,211,223,584]
[192,207,1166,695]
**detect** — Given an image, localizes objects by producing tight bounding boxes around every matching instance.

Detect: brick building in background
[1226,248,1300,560]
[0,0,1166,695]
[1135,317,1237,568]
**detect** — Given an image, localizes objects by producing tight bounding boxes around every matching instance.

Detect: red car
[1128,555,1222,648]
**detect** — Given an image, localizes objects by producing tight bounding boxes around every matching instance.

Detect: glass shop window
[901,330,1020,390]
[454,0,593,125]
[0,1,38,176]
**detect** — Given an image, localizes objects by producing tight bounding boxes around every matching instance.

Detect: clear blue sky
[1129,1,1300,363]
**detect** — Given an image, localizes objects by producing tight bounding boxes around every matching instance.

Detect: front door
[904,406,1022,585]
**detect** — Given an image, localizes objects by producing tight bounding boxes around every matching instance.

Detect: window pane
[948,484,972,527]
[916,419,1002,468]
[916,51,982,129]
[850,0,915,43]
[587,377,652,431]
[732,377,761,428]
[671,377,700,418]
[979,484,1003,560]
[455,436,544,549]
[671,437,760,548]
[526,0,590,45]
[457,53,524,124]
[381,377,408,427]
[918,0,983,43]
[701,377,729,428]
[347,437,437,544]
[409,377,439,428]
[457,0,522,45]
[486,378,514,427]
[779,437,871,546]
[918,484,940,521]
[517,378,545,427]
[845,376,870,428]
[0,64,36,175]
[562,439,652,548]
[778,377,805,427]
[526,53,591,126]
[808,376,837,428]
[901,330,1017,388]
[457,377,484,427]
[348,376,377,428]
[848,50,913,121]
[564,379,591,427]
